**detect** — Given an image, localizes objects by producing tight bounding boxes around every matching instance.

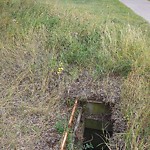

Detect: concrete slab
[120,0,150,23]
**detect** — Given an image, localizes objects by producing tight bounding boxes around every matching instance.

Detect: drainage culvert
[60,99,113,150]
[83,101,113,150]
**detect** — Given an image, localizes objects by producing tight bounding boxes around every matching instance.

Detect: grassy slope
[0,0,150,149]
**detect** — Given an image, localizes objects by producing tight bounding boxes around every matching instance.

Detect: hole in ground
[83,128,113,150]
[83,101,113,150]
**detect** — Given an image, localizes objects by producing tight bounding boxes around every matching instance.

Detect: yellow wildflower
[57,67,64,74]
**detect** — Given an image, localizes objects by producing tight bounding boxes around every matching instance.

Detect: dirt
[35,127,61,150]
[0,70,125,149]
[35,104,69,150]
[36,72,127,150]
[63,72,121,104]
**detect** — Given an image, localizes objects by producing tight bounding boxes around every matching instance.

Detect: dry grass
[121,71,150,149]
[0,0,150,149]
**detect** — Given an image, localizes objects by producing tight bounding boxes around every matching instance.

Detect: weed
[83,142,94,150]
[55,120,66,134]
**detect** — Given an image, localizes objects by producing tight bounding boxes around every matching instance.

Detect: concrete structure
[120,0,150,23]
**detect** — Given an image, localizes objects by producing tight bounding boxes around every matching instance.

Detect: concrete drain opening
[60,100,113,150]
[83,101,113,150]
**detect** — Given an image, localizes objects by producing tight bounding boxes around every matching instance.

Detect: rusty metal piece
[60,99,78,150]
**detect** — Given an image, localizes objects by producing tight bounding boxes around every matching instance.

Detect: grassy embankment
[0,0,150,149]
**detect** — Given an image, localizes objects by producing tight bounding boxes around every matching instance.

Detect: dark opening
[83,101,113,150]
[83,128,113,150]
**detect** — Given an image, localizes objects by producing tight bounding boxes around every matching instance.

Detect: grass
[0,0,150,149]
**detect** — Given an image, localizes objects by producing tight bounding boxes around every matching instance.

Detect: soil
[36,72,127,150]
[63,72,121,104]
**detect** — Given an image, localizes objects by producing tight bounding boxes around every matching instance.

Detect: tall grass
[121,71,150,149]
[0,0,150,149]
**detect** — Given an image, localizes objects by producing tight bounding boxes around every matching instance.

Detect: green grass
[0,0,150,149]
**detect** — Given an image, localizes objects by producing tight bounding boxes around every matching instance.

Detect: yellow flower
[59,67,63,71]
[57,67,64,74]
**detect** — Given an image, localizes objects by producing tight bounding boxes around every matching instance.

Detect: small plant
[83,142,94,150]
[54,120,66,134]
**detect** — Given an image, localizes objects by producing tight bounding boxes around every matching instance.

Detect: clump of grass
[55,119,67,134]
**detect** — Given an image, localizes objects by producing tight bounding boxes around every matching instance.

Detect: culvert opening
[83,128,113,150]
[60,100,114,150]
[82,101,113,150]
